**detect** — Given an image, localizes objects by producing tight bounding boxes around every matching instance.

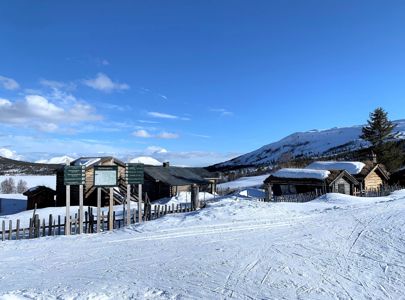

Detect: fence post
[16,219,20,240]
[8,220,12,240]
[48,214,53,236]
[2,220,5,241]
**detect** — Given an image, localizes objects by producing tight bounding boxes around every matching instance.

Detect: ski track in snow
[0,193,405,299]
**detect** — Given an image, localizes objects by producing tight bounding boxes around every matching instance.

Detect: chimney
[163,161,170,168]
[371,151,377,164]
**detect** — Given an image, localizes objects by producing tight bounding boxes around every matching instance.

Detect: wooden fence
[1,201,195,242]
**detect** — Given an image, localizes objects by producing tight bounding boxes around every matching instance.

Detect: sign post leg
[79,184,84,234]
[127,184,131,225]
[138,184,142,223]
[109,187,114,231]
[97,187,101,233]
[65,185,70,235]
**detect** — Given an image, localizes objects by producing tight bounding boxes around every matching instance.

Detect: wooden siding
[331,177,351,195]
[364,170,383,190]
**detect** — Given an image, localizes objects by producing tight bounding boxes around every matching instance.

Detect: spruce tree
[361,107,403,171]
[360,107,396,147]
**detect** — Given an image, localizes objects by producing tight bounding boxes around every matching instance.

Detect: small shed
[23,186,56,210]
[264,168,359,196]
[353,162,390,192]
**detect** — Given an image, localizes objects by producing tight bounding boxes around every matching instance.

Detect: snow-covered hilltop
[129,156,162,166]
[35,155,75,165]
[215,119,405,168]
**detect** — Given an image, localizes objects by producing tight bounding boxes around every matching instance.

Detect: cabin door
[337,184,345,194]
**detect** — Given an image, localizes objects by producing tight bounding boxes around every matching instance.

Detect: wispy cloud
[148,111,179,119]
[210,108,233,116]
[0,75,20,90]
[133,129,153,138]
[83,73,129,92]
[138,120,159,124]
[132,129,179,139]
[190,133,211,138]
[148,111,190,120]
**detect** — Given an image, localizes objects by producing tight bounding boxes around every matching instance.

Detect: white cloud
[0,75,20,90]
[148,111,179,119]
[133,129,152,138]
[83,73,129,92]
[0,95,102,131]
[156,132,179,139]
[210,108,233,116]
[145,146,168,154]
[132,129,179,139]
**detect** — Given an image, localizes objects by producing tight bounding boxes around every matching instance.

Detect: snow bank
[306,161,365,174]
[272,168,330,180]
[217,174,269,190]
[154,191,215,205]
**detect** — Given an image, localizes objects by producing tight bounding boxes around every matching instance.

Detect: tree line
[0,178,28,194]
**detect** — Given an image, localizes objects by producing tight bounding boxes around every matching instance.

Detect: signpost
[125,163,144,224]
[94,166,118,231]
[64,166,85,235]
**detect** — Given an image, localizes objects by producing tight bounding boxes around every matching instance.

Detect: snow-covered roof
[272,168,331,180]
[306,161,365,175]
[73,158,101,167]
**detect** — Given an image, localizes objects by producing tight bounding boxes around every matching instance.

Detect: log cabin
[143,162,220,201]
[24,186,56,210]
[306,160,390,193]
[389,167,405,186]
[264,168,359,196]
[55,157,137,207]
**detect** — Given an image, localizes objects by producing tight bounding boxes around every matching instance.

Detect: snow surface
[306,161,366,175]
[216,119,405,167]
[272,168,331,180]
[217,174,269,190]
[154,191,215,205]
[0,175,56,190]
[129,156,162,166]
[1,191,405,299]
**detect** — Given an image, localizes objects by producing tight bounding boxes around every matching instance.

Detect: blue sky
[1,1,405,166]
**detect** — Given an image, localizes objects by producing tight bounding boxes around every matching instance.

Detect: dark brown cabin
[264,169,359,196]
[143,163,220,201]
[24,186,56,210]
[389,167,405,186]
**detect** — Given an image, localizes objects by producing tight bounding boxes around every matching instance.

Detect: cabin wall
[27,192,56,210]
[272,183,322,196]
[364,170,384,190]
[331,178,351,195]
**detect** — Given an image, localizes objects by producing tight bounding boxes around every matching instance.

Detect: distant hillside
[213,119,405,170]
[0,156,61,175]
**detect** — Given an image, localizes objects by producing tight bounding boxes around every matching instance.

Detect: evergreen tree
[361,107,403,171]
[360,107,396,147]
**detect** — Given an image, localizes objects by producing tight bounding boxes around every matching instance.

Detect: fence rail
[1,202,195,242]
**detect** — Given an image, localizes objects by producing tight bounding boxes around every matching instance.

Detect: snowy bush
[1,178,16,194]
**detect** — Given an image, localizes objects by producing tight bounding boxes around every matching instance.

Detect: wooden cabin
[389,167,405,186]
[24,186,56,210]
[56,157,136,207]
[143,163,219,201]
[264,168,359,197]
[353,161,389,192]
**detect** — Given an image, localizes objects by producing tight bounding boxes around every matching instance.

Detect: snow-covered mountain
[35,155,75,165]
[215,119,405,168]
[129,156,162,166]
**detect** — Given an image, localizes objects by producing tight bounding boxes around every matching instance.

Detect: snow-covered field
[1,191,405,299]
[217,174,269,190]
